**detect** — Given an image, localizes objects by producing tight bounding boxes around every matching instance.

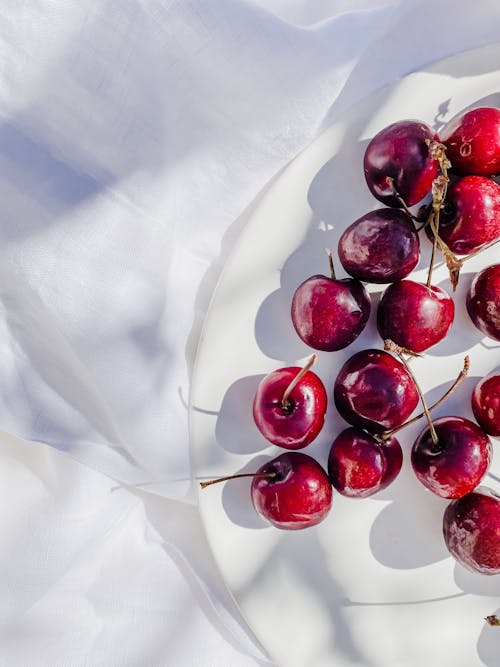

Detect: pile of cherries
[202,106,500,580]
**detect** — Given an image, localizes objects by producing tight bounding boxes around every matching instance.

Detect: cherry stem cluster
[425,140,451,288]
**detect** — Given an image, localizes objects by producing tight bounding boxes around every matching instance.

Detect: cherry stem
[381,355,470,440]
[281,354,317,410]
[426,140,451,288]
[326,248,336,280]
[485,615,500,627]
[386,177,419,222]
[200,471,277,489]
[384,339,439,446]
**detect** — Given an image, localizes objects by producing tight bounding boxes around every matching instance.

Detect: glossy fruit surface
[377,280,455,352]
[338,208,420,283]
[363,119,439,207]
[441,106,500,176]
[251,452,333,530]
[411,416,492,499]
[443,487,500,575]
[430,176,500,254]
[291,274,370,351]
[333,349,419,433]
[327,427,402,498]
[471,371,500,436]
[253,365,327,449]
[466,263,500,341]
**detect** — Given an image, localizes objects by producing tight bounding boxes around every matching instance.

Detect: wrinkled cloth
[1,1,500,664]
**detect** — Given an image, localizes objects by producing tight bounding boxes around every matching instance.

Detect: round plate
[190,44,500,667]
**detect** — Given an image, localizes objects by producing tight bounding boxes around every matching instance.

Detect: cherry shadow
[477,605,500,667]
[221,456,274,530]
[215,374,269,455]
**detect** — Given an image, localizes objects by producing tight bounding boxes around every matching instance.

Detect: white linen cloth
[1,1,500,664]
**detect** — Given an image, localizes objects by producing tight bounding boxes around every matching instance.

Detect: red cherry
[251,452,333,530]
[466,263,500,341]
[291,273,370,352]
[333,349,419,433]
[443,486,500,575]
[430,176,500,255]
[363,120,439,207]
[471,371,500,437]
[441,106,500,176]
[327,427,402,498]
[377,280,455,353]
[252,357,327,449]
[338,208,420,283]
[411,416,492,499]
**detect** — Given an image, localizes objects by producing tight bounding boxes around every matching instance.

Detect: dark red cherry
[377,280,454,353]
[333,349,419,433]
[251,452,333,530]
[327,427,402,498]
[411,416,492,499]
[471,371,500,437]
[253,362,327,449]
[291,274,370,352]
[429,176,500,255]
[338,208,420,283]
[466,264,500,341]
[363,120,439,207]
[443,486,500,575]
[441,106,500,176]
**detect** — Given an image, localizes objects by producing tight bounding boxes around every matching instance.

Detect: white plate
[190,44,500,667]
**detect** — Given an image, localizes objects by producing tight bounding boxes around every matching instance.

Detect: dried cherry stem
[485,615,500,627]
[281,354,317,411]
[384,339,439,446]
[425,140,451,288]
[200,471,277,489]
[380,355,470,441]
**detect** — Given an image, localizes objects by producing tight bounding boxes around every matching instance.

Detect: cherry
[327,427,402,498]
[443,486,500,575]
[363,120,439,207]
[466,263,500,341]
[250,452,333,529]
[411,416,492,499]
[428,176,500,255]
[377,280,455,353]
[471,371,500,437]
[252,355,327,449]
[333,348,419,433]
[441,106,500,176]
[338,208,420,283]
[291,253,370,351]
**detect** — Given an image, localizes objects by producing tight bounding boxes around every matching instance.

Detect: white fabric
[1,1,499,664]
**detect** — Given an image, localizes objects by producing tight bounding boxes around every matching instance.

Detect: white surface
[1,1,500,665]
[191,45,500,667]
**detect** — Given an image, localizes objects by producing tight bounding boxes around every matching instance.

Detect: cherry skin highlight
[251,452,333,530]
[291,274,370,352]
[466,263,500,341]
[253,364,327,449]
[363,119,439,207]
[411,416,492,499]
[338,208,420,283]
[471,371,500,437]
[429,176,500,255]
[327,427,402,498]
[333,349,419,433]
[377,280,455,353]
[443,486,500,575]
[441,106,500,176]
